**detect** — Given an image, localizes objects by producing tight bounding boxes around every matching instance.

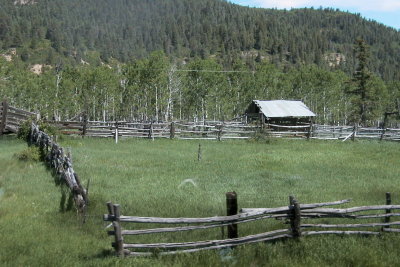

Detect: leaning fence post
[289,196,301,238]
[226,191,238,239]
[0,99,8,135]
[384,192,392,230]
[113,204,124,257]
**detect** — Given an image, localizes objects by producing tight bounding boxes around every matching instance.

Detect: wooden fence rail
[0,99,37,135]
[44,119,400,142]
[29,122,88,212]
[1,98,399,142]
[104,193,400,257]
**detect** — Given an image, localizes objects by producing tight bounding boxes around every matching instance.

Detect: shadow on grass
[41,161,76,213]
[79,249,116,260]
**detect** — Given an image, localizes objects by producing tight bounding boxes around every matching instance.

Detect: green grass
[1,135,400,266]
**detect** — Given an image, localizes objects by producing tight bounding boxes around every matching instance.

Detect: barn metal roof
[254,100,316,118]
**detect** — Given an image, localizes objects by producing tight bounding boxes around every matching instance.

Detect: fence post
[67,147,72,164]
[289,196,301,238]
[107,201,114,217]
[115,121,119,144]
[217,125,222,141]
[380,114,388,141]
[170,122,175,139]
[351,124,357,141]
[198,144,202,161]
[0,99,8,135]
[148,121,154,140]
[307,121,313,140]
[82,112,88,137]
[113,204,124,257]
[259,112,264,129]
[226,191,238,239]
[384,192,392,230]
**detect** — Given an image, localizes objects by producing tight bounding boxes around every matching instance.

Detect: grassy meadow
[1,135,400,266]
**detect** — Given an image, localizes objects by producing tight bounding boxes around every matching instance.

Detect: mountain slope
[1,0,399,79]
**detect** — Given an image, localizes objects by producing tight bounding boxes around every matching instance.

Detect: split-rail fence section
[2,99,400,141]
[104,192,400,257]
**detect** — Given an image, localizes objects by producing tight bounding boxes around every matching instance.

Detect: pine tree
[349,39,371,125]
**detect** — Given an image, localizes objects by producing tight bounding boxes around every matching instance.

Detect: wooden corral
[2,99,400,142]
[0,99,37,134]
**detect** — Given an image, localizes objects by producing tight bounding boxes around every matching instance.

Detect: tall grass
[1,135,400,266]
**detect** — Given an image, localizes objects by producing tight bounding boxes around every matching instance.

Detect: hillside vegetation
[1,0,400,80]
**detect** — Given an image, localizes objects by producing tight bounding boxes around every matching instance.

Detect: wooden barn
[245,100,316,126]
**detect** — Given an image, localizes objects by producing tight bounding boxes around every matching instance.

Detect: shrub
[17,119,59,141]
[14,146,41,162]
[17,119,33,141]
[250,128,271,143]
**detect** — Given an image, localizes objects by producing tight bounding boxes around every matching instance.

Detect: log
[104,200,352,224]
[178,137,218,140]
[5,125,18,133]
[302,231,380,236]
[122,229,290,250]
[7,105,36,116]
[268,124,311,129]
[124,234,292,257]
[110,214,288,236]
[6,111,29,120]
[220,136,251,140]
[342,131,354,142]
[300,212,400,219]
[301,205,400,214]
[301,221,400,229]
[179,130,218,134]
[240,199,351,214]
[382,228,400,233]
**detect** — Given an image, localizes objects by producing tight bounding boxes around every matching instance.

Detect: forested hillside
[1,0,400,80]
[0,0,399,126]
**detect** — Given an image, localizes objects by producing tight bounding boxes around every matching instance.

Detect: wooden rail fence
[0,99,37,135]
[104,192,400,257]
[46,119,400,142]
[29,122,88,212]
[1,98,400,142]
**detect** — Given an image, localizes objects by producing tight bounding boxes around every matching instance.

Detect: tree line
[1,49,399,126]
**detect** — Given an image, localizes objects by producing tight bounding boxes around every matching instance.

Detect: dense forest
[0,0,399,125]
[1,0,400,79]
